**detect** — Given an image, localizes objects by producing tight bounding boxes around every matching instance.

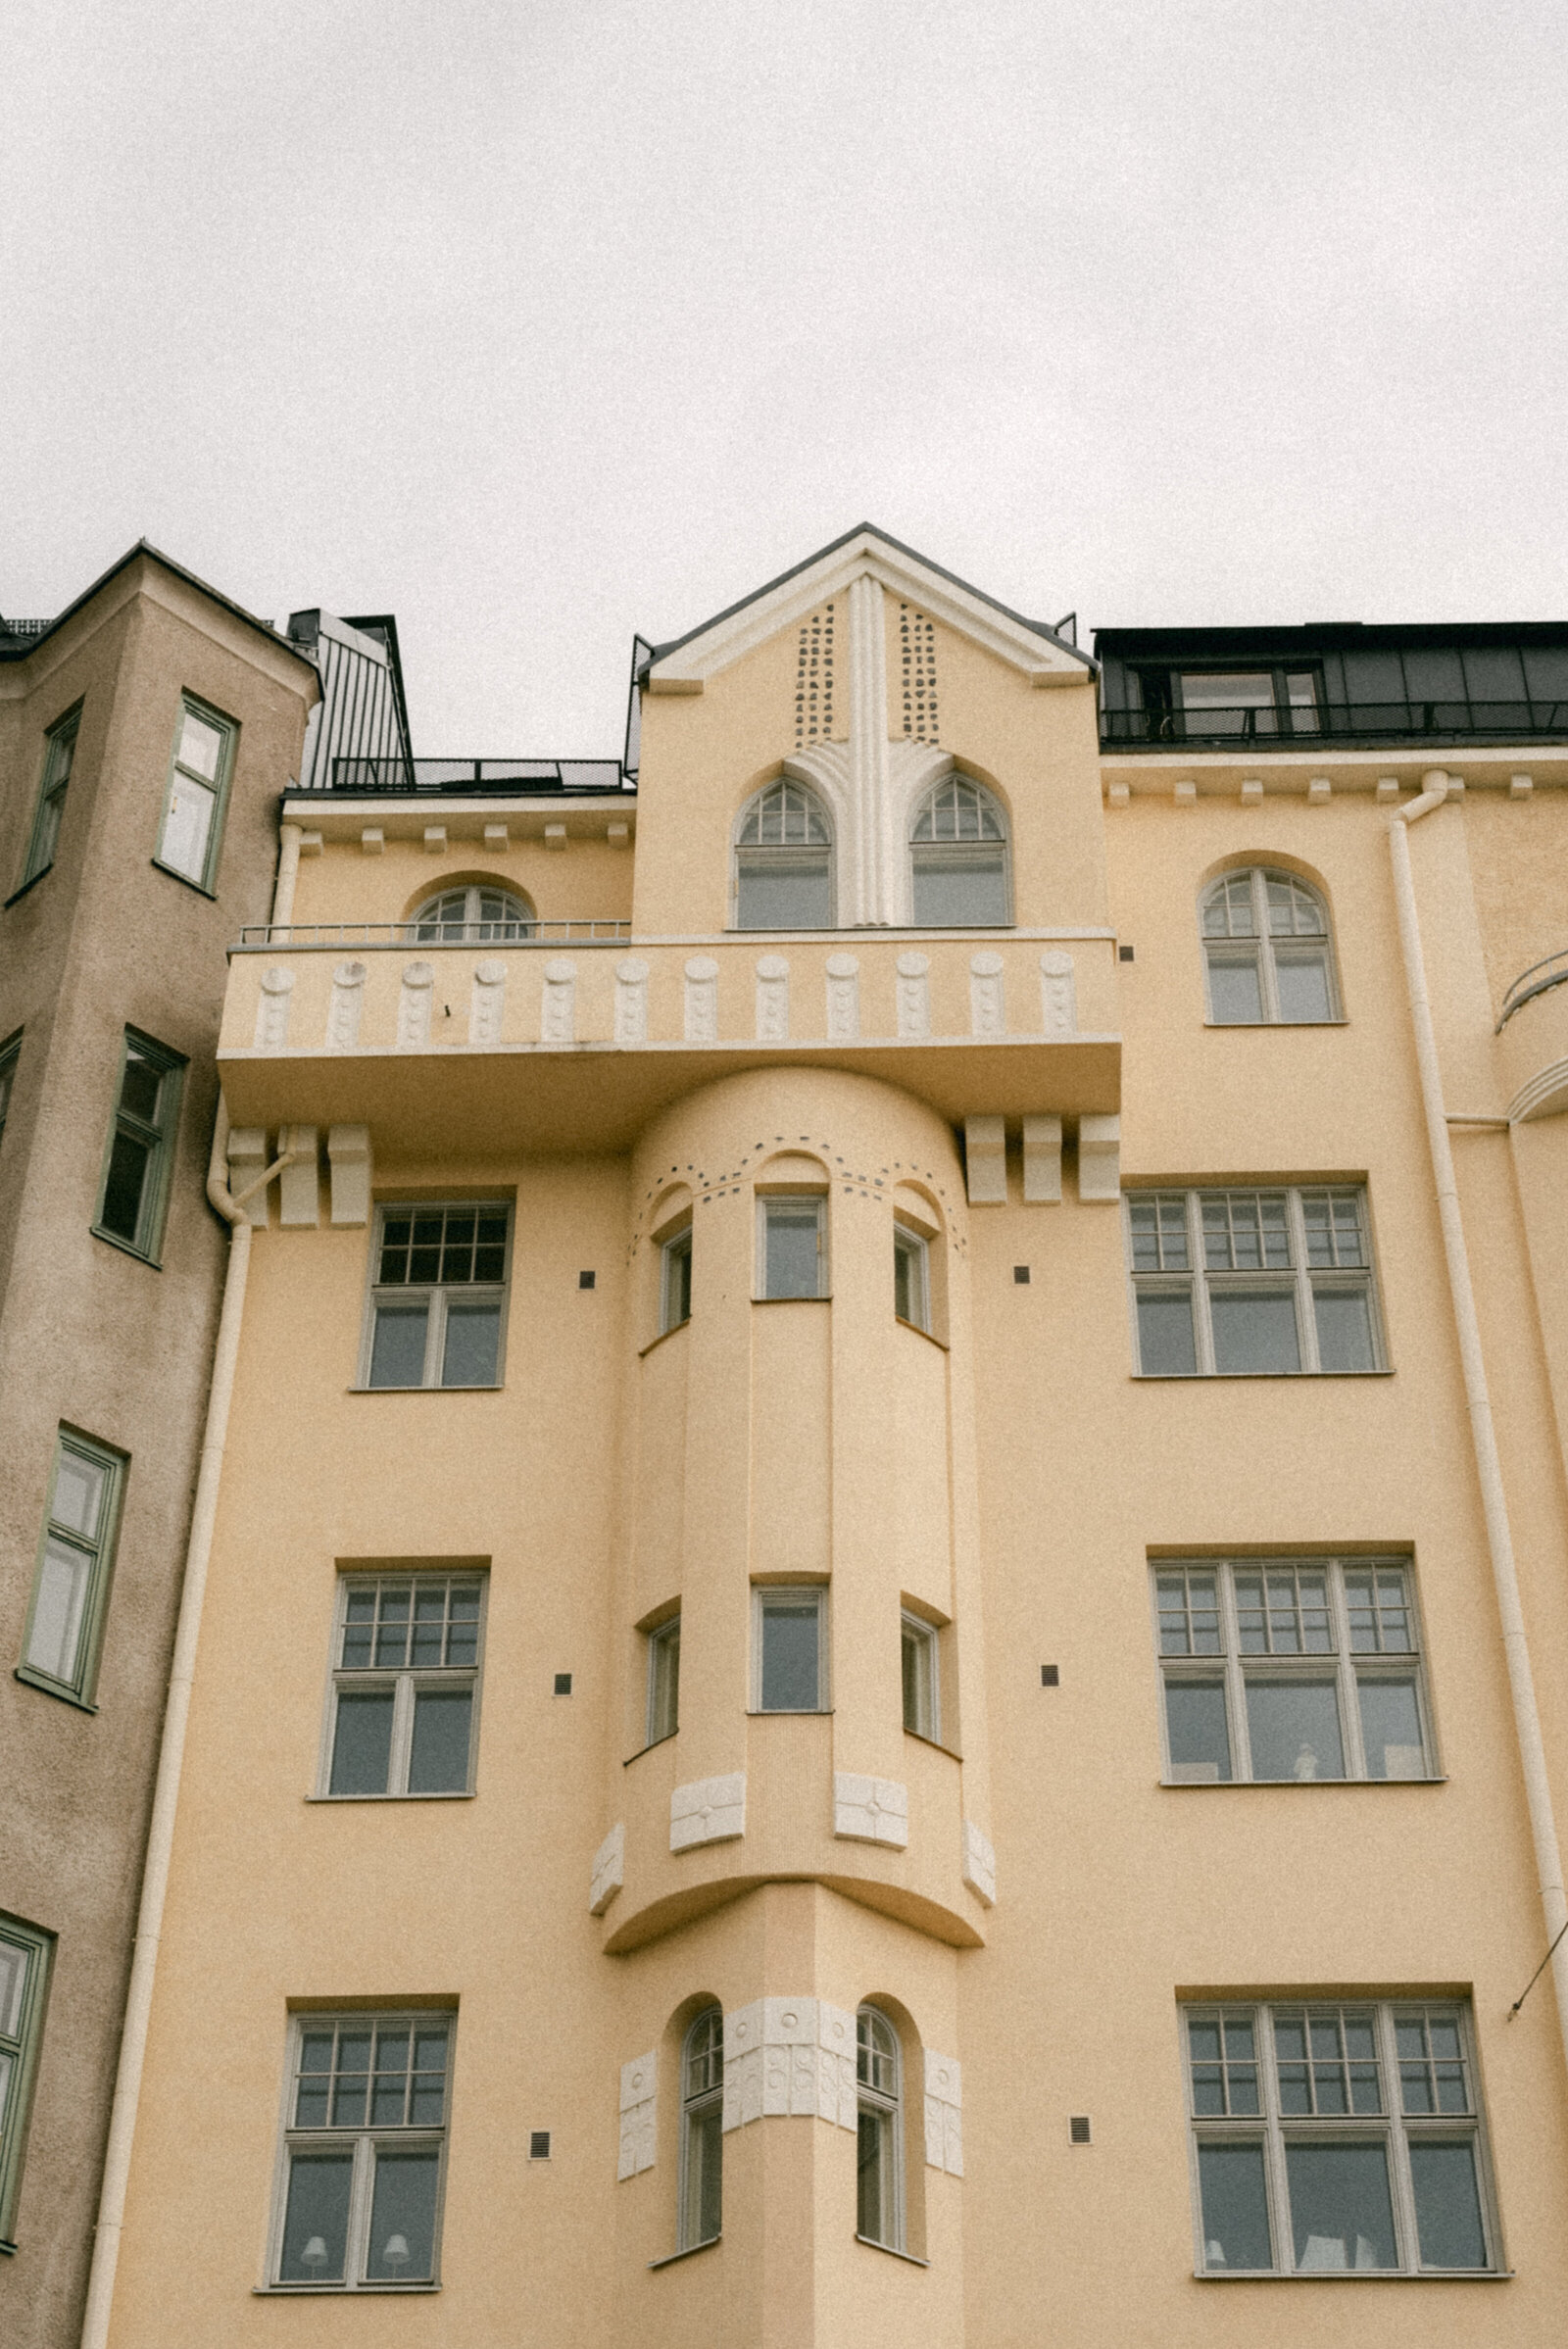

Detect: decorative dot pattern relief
[899,604,939,744]
[631,1138,966,1259]
[795,605,836,747]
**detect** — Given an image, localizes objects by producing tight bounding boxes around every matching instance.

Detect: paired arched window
[408,885,535,944]
[856,2006,903,2249]
[679,2008,724,2249]
[909,778,1009,926]
[735,780,833,930]
[1200,867,1338,1023]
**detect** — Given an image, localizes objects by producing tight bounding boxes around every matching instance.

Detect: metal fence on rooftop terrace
[322,757,633,793]
[1102,699,1568,748]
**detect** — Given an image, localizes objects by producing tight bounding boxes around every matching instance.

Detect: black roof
[0,540,318,673]
[1096,620,1568,661]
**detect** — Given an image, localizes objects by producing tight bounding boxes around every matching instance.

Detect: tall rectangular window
[893,1223,930,1331]
[156,697,236,891]
[0,1033,20,1153]
[759,1197,826,1299]
[1127,1187,1383,1376]
[1153,1557,1433,1784]
[901,1611,940,1741]
[646,1615,680,1745]
[93,1030,185,1263]
[1185,2000,1496,2276]
[19,706,80,887]
[321,1573,485,1797]
[363,1204,511,1389]
[754,1587,826,1712]
[0,1915,53,2252]
[661,1226,693,1332]
[18,1431,125,1709]
[270,2013,454,2290]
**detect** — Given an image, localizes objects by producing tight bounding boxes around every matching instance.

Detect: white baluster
[755,954,790,1041]
[896,951,930,1040]
[255,966,295,1048]
[325,959,366,1050]
[397,961,434,1049]
[969,950,1005,1037]
[684,955,719,1044]
[614,956,650,1044]
[1040,949,1077,1037]
[541,957,576,1044]
[824,952,860,1041]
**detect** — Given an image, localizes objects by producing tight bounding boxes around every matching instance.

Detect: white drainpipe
[1390,772,1568,2072]
[79,1105,296,2349]
[271,821,303,932]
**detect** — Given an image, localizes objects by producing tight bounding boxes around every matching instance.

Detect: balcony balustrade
[1102,700,1568,749]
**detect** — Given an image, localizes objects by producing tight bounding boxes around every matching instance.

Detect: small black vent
[1013,1265,1031,1285]
[1041,1665,1059,1688]
[1069,2115,1092,2144]
[578,1269,596,1289]
[529,2130,552,2160]
[1119,945,1135,962]
[554,1673,573,1696]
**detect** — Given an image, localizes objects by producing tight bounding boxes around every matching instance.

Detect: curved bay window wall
[735,780,833,929]
[1201,869,1338,1024]
[909,778,1010,927]
[407,885,535,944]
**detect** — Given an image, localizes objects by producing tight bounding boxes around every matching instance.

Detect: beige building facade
[83,530,1568,2343]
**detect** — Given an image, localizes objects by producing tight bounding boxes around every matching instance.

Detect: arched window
[856,2007,903,2249]
[679,2008,724,2249]
[408,885,535,944]
[909,778,1009,926]
[1200,867,1338,1023]
[734,780,833,930]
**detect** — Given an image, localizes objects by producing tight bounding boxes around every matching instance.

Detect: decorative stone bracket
[670,1773,746,1851]
[590,1822,625,1915]
[923,2049,964,2175]
[618,2047,657,2178]
[961,1818,997,1907]
[722,1998,858,2133]
[833,1772,909,1847]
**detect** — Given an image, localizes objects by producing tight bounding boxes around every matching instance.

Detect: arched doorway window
[407,885,535,944]
[734,779,834,929]
[856,2006,903,2249]
[679,2007,724,2248]
[909,778,1009,925]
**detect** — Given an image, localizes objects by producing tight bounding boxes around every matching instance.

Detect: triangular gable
[646,524,1094,692]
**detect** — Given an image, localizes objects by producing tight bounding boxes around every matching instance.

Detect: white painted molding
[720,1999,858,2134]
[923,2050,964,2176]
[1240,779,1263,805]
[964,1114,1006,1206]
[684,955,719,1045]
[833,1772,909,1846]
[483,821,510,850]
[824,952,859,1040]
[397,961,433,1049]
[544,822,566,851]
[590,1822,625,1915]
[226,1128,270,1229]
[896,951,931,1040]
[325,959,366,1051]
[422,824,447,855]
[1022,1114,1062,1204]
[670,1772,746,1851]
[278,1127,319,1227]
[849,573,891,922]
[617,2046,657,2179]
[614,956,650,1045]
[326,1125,372,1226]
[961,1818,997,1907]
[1039,950,1077,1038]
[469,958,507,1045]
[755,954,790,1042]
[360,826,384,855]
[1174,779,1197,806]
[969,951,1005,1038]
[1507,1057,1568,1124]
[1511,772,1535,799]
[1078,1113,1121,1201]
[254,966,294,1049]
[1308,776,1333,804]
[541,957,576,1045]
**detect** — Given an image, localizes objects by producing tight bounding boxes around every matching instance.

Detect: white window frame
[318,1571,486,1799]
[646,1613,680,1746]
[0,1912,54,2251]
[907,775,1011,928]
[901,1611,940,1742]
[406,884,536,944]
[1126,1186,1385,1377]
[20,704,80,888]
[154,695,237,893]
[361,1202,512,1391]
[661,1224,693,1333]
[1183,1999,1499,2276]
[678,2007,724,2250]
[856,2006,905,2251]
[732,778,836,932]
[893,1221,930,1332]
[757,1194,828,1300]
[1152,1557,1436,1785]
[752,1585,828,1713]
[17,1427,125,1711]
[267,2011,455,2292]
[1200,866,1340,1025]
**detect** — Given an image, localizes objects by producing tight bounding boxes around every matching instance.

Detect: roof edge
[0,540,319,674]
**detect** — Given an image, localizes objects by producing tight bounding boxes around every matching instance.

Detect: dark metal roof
[0,539,319,676]
[1096,620,1568,660]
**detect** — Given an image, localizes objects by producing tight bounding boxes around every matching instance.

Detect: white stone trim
[1078,1112,1121,1201]
[1039,949,1077,1038]
[923,2049,964,2175]
[720,1998,858,2134]
[824,953,859,1040]
[544,821,567,850]
[422,824,447,855]
[895,951,931,1039]
[590,1822,625,1915]
[1022,1114,1062,1204]
[617,2046,657,2178]
[360,825,384,855]
[755,954,790,1042]
[961,1818,997,1906]
[255,965,294,1049]
[614,956,650,1044]
[683,955,719,1045]
[325,959,366,1051]
[833,1772,909,1846]
[397,961,433,1049]
[540,957,576,1044]
[467,958,506,1044]
[969,951,1005,1037]
[326,1125,372,1226]
[670,1773,746,1851]
[278,1127,319,1227]
[963,1114,1006,1205]
[483,821,511,850]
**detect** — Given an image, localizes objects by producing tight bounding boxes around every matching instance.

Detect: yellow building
[90,530,1568,2343]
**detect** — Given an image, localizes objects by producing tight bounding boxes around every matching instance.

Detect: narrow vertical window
[0,1915,54,2251]
[271,2014,453,2289]
[18,1431,125,1708]
[646,1615,680,1745]
[20,706,80,887]
[901,1613,939,1741]
[93,1030,185,1262]
[893,1223,930,1331]
[680,2008,723,2249]
[856,2007,903,2249]
[661,1226,693,1332]
[759,1196,826,1299]
[323,1573,485,1797]
[364,1204,511,1389]
[734,779,833,929]
[156,698,237,891]
[0,1033,20,1154]
[908,776,1010,926]
[754,1587,826,1712]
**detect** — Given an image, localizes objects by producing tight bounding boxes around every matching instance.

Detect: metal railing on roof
[321,757,633,794]
[1497,949,1568,1031]
[0,618,53,643]
[1102,700,1568,748]
[235,919,630,949]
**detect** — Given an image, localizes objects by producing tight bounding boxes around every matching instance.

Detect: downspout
[1390,772,1568,2071]
[80,1103,297,2349]
[271,821,303,932]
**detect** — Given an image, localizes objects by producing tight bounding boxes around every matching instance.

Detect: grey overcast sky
[4,1,1565,754]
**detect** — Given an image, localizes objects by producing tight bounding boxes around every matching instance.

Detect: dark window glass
[1137,1291,1197,1375]
[440,1301,500,1387]
[329,1691,396,1794]
[408,1689,472,1793]
[279,2152,353,2282]
[1408,2142,1487,2268]
[366,2147,440,2281]
[1199,2142,1272,2270]
[1245,1680,1346,1781]
[98,1132,151,1243]
[368,1305,429,1388]
[760,1598,820,1711]
[1286,2141,1397,2270]
[1165,1681,1232,1780]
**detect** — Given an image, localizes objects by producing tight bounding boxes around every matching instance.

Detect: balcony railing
[318,756,632,794]
[1102,700,1568,748]
[238,919,630,948]
[1497,949,1568,1031]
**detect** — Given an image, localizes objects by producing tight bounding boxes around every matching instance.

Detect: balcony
[219,930,1120,1151]
[1101,699,1568,750]
[309,756,633,794]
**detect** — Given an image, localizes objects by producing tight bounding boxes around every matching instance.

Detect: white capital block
[326,1125,371,1227]
[964,1115,1006,1205]
[1077,1113,1120,1201]
[670,1773,746,1851]
[1022,1114,1062,1203]
[833,1772,909,1847]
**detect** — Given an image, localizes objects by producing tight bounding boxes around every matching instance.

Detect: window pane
[1274,947,1332,1021]
[1408,2142,1487,2268]
[279,2151,353,2282]
[0,1941,27,2038]
[368,1304,428,1388]
[649,1622,680,1741]
[441,1300,500,1387]
[177,710,224,781]
[1164,1680,1232,1781]
[0,2048,11,2133]
[1198,2142,1272,2269]
[911,853,1009,926]
[1206,951,1264,1023]
[329,1689,396,1794]
[1182,672,1277,717]
[1210,1289,1300,1374]
[51,1450,107,1538]
[760,1598,820,1710]
[30,789,64,871]
[24,1537,91,1682]
[119,1052,163,1126]
[99,1130,151,1243]
[1286,2142,1397,2269]
[857,2104,894,2243]
[1157,1572,1222,1656]
[736,856,831,929]
[366,2145,440,2281]
[1313,1286,1375,1372]
[685,2100,722,2245]
[160,779,216,880]
[411,1586,447,1669]
[902,1622,934,1737]
[1357,1678,1424,1778]
[663,1233,692,1329]
[763,1202,821,1298]
[408,1688,472,1793]
[1137,1290,1197,1374]
[894,1232,926,1327]
[1245,1679,1345,1780]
